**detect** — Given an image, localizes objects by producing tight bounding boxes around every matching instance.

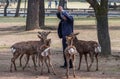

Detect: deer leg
[23,55,30,70]
[84,54,89,71]
[35,54,38,65]
[10,59,13,72]
[32,55,37,71]
[48,56,56,75]
[45,58,50,73]
[38,54,41,67]
[66,56,69,78]
[40,59,44,75]
[10,53,20,72]
[95,53,98,71]
[88,53,94,70]
[72,55,76,78]
[19,54,24,67]
[78,54,82,70]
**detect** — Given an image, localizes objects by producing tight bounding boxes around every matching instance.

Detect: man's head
[58,6,63,12]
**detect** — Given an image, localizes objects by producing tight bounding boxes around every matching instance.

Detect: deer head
[68,32,79,39]
[38,31,51,39]
[37,31,51,43]
[66,36,74,46]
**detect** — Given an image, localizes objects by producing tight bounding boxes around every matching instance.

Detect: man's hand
[62,16,67,20]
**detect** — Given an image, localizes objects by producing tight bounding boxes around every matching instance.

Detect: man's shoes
[69,66,73,68]
[60,65,66,68]
[60,65,73,69]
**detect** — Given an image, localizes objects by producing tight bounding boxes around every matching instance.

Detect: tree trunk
[23,0,27,17]
[95,9,111,55]
[14,0,21,17]
[4,0,9,16]
[86,0,111,56]
[59,0,65,8]
[26,0,39,31]
[39,0,45,29]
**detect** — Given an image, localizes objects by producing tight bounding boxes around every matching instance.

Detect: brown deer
[10,42,36,72]
[38,39,56,75]
[64,36,77,78]
[10,31,51,72]
[68,33,101,71]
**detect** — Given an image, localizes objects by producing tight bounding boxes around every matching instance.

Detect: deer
[68,33,101,71]
[64,36,77,78]
[10,31,51,72]
[10,43,36,72]
[24,31,51,67]
[38,39,56,75]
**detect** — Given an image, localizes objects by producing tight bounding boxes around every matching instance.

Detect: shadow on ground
[0,25,120,36]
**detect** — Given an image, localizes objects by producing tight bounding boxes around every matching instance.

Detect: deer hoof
[73,74,76,78]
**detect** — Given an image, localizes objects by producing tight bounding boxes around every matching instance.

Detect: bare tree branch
[86,0,100,10]
[101,0,108,8]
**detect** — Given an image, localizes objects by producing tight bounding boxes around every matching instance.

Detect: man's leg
[61,38,67,67]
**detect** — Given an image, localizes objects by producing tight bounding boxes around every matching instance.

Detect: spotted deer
[68,33,101,71]
[38,39,56,75]
[64,36,77,78]
[10,31,51,72]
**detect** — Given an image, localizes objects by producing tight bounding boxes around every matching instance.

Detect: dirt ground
[0,23,120,79]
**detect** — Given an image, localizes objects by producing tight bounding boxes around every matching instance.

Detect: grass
[0,16,26,23]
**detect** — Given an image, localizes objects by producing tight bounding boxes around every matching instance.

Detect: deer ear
[48,39,51,43]
[46,31,51,36]
[37,35,42,39]
[38,31,41,35]
[74,32,79,36]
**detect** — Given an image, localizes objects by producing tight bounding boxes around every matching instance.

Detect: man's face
[58,6,63,12]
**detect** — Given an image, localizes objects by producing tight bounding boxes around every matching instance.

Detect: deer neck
[68,39,73,47]
[73,37,78,44]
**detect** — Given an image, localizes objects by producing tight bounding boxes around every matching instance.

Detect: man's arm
[56,12,62,20]
[62,11,73,22]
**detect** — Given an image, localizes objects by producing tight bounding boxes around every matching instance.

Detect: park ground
[0,16,120,79]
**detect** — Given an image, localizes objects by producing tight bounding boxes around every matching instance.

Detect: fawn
[38,39,56,75]
[64,36,77,78]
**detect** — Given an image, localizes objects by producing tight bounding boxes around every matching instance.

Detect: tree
[23,0,27,17]
[4,0,9,16]
[14,0,21,17]
[26,0,39,30]
[86,0,111,55]
[39,0,45,28]
[59,0,65,8]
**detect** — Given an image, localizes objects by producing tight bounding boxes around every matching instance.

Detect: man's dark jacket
[56,11,74,38]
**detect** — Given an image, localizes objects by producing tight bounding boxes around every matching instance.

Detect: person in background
[64,0,67,8]
[48,0,52,8]
[56,6,74,68]
[55,0,58,8]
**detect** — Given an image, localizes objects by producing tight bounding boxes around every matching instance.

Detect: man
[64,0,67,8]
[48,0,52,8]
[55,0,58,8]
[56,6,74,68]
